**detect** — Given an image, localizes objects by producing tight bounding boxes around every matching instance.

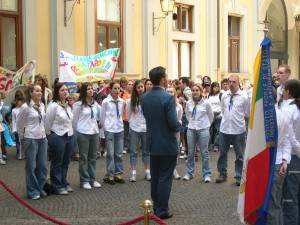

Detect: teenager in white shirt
[12,95,24,159]
[280,79,300,225]
[183,84,214,182]
[45,83,75,195]
[17,84,48,200]
[127,80,150,182]
[73,83,101,190]
[100,81,125,185]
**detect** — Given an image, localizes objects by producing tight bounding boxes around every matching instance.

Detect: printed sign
[66,82,78,95]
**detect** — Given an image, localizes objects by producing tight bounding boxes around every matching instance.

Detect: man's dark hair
[179,77,190,86]
[149,66,166,86]
[221,78,229,84]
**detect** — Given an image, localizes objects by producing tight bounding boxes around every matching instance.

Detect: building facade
[0,0,299,87]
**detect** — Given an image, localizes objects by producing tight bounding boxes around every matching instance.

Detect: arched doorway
[268,0,288,74]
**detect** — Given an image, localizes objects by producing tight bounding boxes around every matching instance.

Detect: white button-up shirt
[126,99,146,133]
[45,102,74,136]
[17,100,46,139]
[280,98,300,158]
[186,98,214,130]
[73,101,99,135]
[220,89,249,135]
[208,94,221,113]
[176,103,183,121]
[12,107,20,133]
[100,94,124,133]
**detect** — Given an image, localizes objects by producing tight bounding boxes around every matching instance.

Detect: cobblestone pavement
[0,147,243,225]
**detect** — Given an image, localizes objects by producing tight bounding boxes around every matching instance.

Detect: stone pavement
[0,147,243,225]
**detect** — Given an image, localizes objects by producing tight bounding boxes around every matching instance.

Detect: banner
[0,60,36,92]
[66,82,78,95]
[237,37,278,224]
[59,48,120,83]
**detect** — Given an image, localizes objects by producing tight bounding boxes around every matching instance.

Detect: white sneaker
[82,182,92,190]
[145,173,151,181]
[122,150,127,154]
[66,186,74,192]
[173,169,181,180]
[92,181,101,188]
[179,154,187,159]
[130,174,136,182]
[183,175,193,181]
[204,177,211,183]
[0,159,6,165]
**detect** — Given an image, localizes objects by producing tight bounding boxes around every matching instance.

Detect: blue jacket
[141,87,181,155]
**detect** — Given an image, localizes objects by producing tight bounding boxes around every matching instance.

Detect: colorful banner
[66,82,78,95]
[59,48,120,83]
[0,60,36,92]
[237,37,278,224]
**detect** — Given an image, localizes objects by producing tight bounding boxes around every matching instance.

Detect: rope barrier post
[142,200,152,225]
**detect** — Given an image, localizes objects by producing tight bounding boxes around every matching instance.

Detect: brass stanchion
[142,200,152,225]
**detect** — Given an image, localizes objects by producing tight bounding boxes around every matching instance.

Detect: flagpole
[263,12,270,38]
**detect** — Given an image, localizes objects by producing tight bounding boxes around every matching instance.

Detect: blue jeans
[283,155,300,225]
[209,113,221,148]
[104,131,124,179]
[267,164,284,225]
[77,132,98,184]
[217,132,245,178]
[129,128,149,165]
[186,128,211,178]
[48,133,74,193]
[24,138,48,198]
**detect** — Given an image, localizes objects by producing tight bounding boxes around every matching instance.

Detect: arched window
[268,0,288,74]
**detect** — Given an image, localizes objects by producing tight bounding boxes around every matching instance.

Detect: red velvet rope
[0,179,70,225]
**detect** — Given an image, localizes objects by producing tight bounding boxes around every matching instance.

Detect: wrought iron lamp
[152,0,176,35]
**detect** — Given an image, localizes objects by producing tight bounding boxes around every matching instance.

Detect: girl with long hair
[34,74,52,111]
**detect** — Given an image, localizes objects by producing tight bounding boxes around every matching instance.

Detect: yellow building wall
[36,0,51,80]
[74,2,85,55]
[199,1,207,76]
[133,0,143,76]
[159,15,167,69]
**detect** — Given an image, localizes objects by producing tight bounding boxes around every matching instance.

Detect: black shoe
[236,177,241,186]
[157,211,173,220]
[216,174,227,183]
[103,177,115,185]
[114,176,125,184]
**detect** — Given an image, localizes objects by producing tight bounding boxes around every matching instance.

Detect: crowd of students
[0,66,299,224]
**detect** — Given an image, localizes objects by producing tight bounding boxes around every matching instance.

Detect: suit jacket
[141,87,181,155]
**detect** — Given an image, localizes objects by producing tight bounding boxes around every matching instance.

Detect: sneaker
[183,175,193,181]
[72,153,79,161]
[96,151,101,159]
[114,175,125,184]
[122,150,127,154]
[0,159,6,165]
[57,190,68,195]
[82,182,92,190]
[130,174,136,182]
[102,152,107,157]
[213,147,219,152]
[236,177,241,186]
[91,181,101,188]
[179,154,187,159]
[173,169,181,180]
[204,177,211,183]
[145,173,151,181]
[41,191,47,198]
[216,174,227,183]
[31,195,40,200]
[2,155,7,160]
[103,177,115,185]
[65,186,74,192]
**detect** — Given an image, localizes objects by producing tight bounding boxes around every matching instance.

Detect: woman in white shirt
[126,80,150,182]
[17,84,48,200]
[280,79,300,225]
[45,83,74,195]
[183,84,214,182]
[100,81,125,185]
[73,83,101,190]
[207,82,222,152]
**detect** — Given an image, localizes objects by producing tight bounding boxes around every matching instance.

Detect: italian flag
[237,37,278,225]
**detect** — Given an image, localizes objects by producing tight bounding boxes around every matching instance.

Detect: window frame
[173,40,192,78]
[0,0,23,70]
[173,3,193,32]
[228,16,240,73]
[95,0,123,72]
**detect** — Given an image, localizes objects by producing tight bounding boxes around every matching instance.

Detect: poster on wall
[58,48,120,83]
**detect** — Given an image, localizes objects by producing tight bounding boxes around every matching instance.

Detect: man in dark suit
[141,66,181,219]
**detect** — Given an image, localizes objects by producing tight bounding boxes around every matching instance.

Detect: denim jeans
[217,132,245,178]
[186,128,211,178]
[209,113,221,148]
[267,164,284,225]
[129,128,149,165]
[15,133,21,158]
[283,155,300,225]
[24,138,48,198]
[77,132,98,184]
[104,131,124,179]
[123,121,130,152]
[48,133,74,193]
